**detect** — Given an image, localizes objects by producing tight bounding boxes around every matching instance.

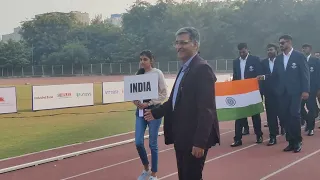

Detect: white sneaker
[137,170,151,180]
[149,176,158,180]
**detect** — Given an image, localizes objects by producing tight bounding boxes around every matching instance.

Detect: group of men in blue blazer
[230,35,320,153]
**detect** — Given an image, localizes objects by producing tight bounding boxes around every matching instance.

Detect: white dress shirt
[283,48,293,70]
[269,57,275,73]
[307,54,311,62]
[239,54,249,80]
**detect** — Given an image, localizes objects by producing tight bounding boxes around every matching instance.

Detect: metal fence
[0,59,233,78]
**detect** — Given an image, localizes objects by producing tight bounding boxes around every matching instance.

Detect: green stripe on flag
[217,102,265,121]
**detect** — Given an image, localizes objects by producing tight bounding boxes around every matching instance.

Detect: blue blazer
[273,50,310,96]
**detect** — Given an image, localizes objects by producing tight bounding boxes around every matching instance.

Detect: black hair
[279,35,292,41]
[139,50,154,61]
[136,50,155,75]
[267,43,279,54]
[237,43,248,50]
[267,43,278,50]
[302,44,312,49]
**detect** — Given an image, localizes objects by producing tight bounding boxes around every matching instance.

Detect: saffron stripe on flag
[215,78,259,96]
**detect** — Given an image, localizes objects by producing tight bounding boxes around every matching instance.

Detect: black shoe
[267,137,277,146]
[308,130,314,136]
[231,140,242,147]
[293,142,302,153]
[256,136,263,144]
[242,129,249,135]
[283,144,294,152]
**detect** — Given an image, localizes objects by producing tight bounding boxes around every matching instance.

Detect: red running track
[1,117,319,180]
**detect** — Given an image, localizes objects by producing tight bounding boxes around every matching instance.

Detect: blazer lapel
[244,56,251,78]
[169,67,183,100]
[278,54,285,72]
[264,60,271,74]
[235,59,240,79]
[174,55,199,108]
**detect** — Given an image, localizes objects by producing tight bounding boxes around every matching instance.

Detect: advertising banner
[102,82,124,104]
[0,87,17,114]
[32,83,94,111]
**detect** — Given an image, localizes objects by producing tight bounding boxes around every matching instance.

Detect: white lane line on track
[0,125,163,162]
[59,129,240,180]
[158,122,317,179]
[259,148,320,180]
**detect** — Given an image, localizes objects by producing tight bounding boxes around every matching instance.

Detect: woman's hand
[137,103,149,109]
[133,100,141,107]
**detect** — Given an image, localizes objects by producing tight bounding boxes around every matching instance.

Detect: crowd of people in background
[230,35,320,155]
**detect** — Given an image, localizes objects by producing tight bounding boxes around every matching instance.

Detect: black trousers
[234,114,262,141]
[301,94,318,130]
[265,93,283,137]
[175,148,208,180]
[278,93,302,144]
[243,119,249,130]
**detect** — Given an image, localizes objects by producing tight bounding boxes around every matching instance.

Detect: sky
[0,0,165,36]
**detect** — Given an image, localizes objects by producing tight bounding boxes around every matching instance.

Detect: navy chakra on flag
[225,97,236,107]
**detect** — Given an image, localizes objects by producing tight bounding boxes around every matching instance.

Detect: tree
[20,12,79,64]
[0,40,31,67]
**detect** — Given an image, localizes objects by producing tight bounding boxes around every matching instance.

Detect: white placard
[0,87,17,114]
[102,82,125,104]
[124,73,159,101]
[32,83,94,111]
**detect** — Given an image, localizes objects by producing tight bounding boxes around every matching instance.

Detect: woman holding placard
[133,50,167,180]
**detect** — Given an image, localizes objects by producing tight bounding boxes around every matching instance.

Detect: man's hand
[257,75,265,80]
[301,92,309,100]
[144,109,155,121]
[191,146,205,158]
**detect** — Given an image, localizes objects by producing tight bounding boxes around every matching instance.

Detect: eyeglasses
[279,41,287,45]
[173,40,192,47]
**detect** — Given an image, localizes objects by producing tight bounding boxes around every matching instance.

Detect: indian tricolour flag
[215,78,264,121]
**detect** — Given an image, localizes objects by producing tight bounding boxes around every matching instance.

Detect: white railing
[0,59,233,78]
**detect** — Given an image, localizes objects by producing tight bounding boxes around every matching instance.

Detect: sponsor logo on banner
[76,92,92,97]
[0,97,11,106]
[57,92,72,98]
[34,96,54,100]
[104,89,123,94]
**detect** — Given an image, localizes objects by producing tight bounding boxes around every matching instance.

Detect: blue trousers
[135,116,162,172]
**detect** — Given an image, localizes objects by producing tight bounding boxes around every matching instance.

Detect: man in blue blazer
[273,35,310,153]
[230,43,263,147]
[301,44,320,136]
[260,43,285,146]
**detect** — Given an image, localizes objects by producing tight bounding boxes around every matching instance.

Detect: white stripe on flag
[216,90,262,109]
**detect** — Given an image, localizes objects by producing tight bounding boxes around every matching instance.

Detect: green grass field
[0,83,149,160]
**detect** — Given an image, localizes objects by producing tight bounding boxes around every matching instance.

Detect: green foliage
[0,40,31,67]
[1,0,320,68]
